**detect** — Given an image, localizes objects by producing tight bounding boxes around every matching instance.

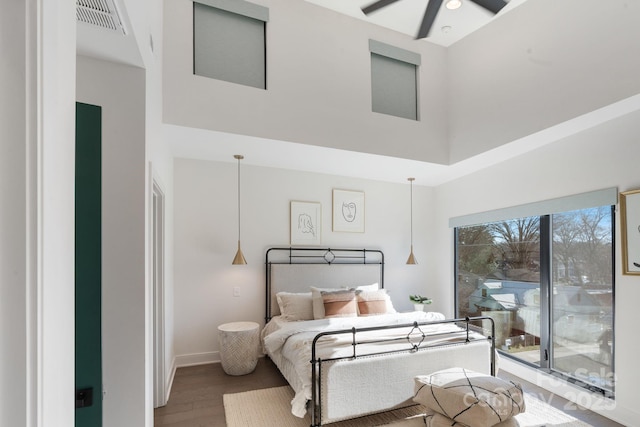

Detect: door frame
[150,166,167,408]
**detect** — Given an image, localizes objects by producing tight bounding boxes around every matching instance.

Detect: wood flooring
[154,358,623,427]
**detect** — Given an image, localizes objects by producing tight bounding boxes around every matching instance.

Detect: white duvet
[262,311,468,417]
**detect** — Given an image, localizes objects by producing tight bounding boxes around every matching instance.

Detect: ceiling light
[446,0,462,10]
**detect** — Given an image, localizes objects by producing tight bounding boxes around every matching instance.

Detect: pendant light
[232,155,247,265]
[406,177,418,265]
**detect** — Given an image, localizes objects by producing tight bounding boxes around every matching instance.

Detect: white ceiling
[304,0,528,46]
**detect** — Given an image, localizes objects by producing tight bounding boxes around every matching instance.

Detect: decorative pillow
[423,408,521,427]
[357,289,396,316]
[276,292,313,321]
[311,286,347,319]
[414,368,525,427]
[321,289,358,318]
[355,283,379,292]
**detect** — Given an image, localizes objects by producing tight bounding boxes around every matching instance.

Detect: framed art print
[621,189,640,275]
[290,201,321,245]
[332,189,365,233]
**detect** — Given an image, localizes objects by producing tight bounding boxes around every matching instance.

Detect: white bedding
[262,311,487,418]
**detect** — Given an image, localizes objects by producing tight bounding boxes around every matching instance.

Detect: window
[453,189,616,397]
[193,0,268,89]
[369,40,420,120]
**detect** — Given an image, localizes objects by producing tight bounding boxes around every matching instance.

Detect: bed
[262,247,496,426]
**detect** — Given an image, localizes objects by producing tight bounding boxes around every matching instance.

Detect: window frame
[453,191,616,398]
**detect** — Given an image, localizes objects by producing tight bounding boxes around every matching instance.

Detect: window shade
[193,1,267,89]
[369,40,420,121]
[449,187,618,228]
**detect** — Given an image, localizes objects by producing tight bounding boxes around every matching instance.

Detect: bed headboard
[265,247,384,322]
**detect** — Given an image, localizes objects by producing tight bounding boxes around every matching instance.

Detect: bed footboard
[310,316,496,427]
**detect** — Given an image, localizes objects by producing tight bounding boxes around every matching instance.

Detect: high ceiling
[304,0,527,46]
[76,0,639,186]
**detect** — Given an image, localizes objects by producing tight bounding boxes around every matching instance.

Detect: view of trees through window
[455,207,614,395]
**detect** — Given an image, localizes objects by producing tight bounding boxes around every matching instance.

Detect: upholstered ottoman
[414,367,525,427]
[218,321,260,376]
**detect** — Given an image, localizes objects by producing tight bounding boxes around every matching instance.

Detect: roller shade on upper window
[449,187,618,228]
[193,0,268,89]
[369,40,420,121]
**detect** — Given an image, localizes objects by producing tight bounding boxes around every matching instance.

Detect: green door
[75,102,102,427]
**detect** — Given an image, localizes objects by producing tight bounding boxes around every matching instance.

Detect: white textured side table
[218,321,260,376]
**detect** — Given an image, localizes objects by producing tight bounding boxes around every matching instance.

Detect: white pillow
[276,292,313,321]
[311,286,347,319]
[355,283,379,292]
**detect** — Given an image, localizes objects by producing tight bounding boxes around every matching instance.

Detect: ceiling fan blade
[416,0,443,39]
[361,0,403,15]
[469,0,508,14]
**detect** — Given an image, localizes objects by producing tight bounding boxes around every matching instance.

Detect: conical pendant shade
[232,240,247,265]
[232,154,247,265]
[406,245,418,265]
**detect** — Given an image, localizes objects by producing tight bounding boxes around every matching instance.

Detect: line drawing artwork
[290,201,321,245]
[341,201,357,223]
[298,213,316,237]
[332,189,365,233]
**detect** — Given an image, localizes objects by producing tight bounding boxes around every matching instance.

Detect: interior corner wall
[1,0,75,425]
[172,158,436,365]
[76,55,148,427]
[447,0,640,163]
[162,0,449,165]
[432,110,640,425]
[1,5,29,423]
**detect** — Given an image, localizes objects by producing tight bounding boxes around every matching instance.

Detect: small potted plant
[409,294,432,311]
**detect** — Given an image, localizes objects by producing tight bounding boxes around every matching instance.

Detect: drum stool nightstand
[217,321,260,375]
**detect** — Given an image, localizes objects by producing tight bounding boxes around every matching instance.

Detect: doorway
[75,102,102,426]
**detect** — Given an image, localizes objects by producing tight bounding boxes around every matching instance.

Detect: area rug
[223,385,594,427]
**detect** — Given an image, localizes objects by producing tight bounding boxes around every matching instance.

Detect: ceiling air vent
[76,0,126,35]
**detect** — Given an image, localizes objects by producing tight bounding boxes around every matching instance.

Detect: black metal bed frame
[263,247,495,427]
[309,316,496,426]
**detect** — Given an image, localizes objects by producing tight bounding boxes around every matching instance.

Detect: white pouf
[218,321,260,376]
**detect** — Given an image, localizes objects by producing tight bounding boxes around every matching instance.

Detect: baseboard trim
[174,351,220,368]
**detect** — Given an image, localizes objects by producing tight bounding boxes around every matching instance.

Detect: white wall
[139,0,176,408]
[447,0,640,163]
[147,36,176,413]
[172,158,435,364]
[76,56,149,427]
[1,1,76,426]
[162,0,449,165]
[432,110,640,425]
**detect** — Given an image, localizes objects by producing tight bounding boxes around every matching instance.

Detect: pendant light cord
[237,156,241,242]
[410,179,413,247]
